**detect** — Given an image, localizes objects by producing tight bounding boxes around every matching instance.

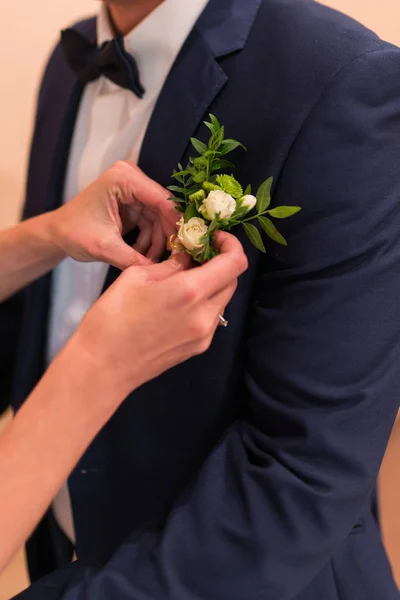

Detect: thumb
[101,236,152,270]
[142,251,192,282]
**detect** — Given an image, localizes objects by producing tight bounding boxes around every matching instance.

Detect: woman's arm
[0,335,122,570]
[0,213,65,302]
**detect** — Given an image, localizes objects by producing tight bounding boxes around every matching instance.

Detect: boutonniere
[168,115,301,262]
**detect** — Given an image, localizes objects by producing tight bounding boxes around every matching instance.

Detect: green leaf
[218,218,232,230]
[177,163,184,172]
[244,184,251,195]
[216,174,243,199]
[204,121,215,135]
[172,169,184,184]
[210,114,221,130]
[231,206,250,221]
[167,185,184,194]
[192,156,208,168]
[183,185,202,197]
[204,114,221,136]
[256,177,273,213]
[243,223,266,253]
[207,219,220,236]
[175,205,185,213]
[211,159,235,171]
[267,206,302,219]
[258,216,287,246]
[195,242,219,263]
[168,196,185,204]
[193,171,206,183]
[209,126,225,151]
[219,139,246,156]
[184,201,200,222]
[172,170,189,179]
[191,137,208,155]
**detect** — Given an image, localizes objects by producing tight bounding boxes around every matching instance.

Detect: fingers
[114,161,171,209]
[101,237,151,270]
[146,220,166,262]
[111,251,190,297]
[106,162,179,259]
[159,211,180,240]
[142,251,192,281]
[116,161,179,230]
[209,280,238,316]
[174,231,248,301]
[133,211,153,255]
[213,230,247,258]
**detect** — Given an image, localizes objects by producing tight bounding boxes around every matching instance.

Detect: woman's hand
[0,162,178,303]
[48,161,177,269]
[72,231,248,402]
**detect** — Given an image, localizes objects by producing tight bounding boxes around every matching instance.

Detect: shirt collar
[97,0,209,96]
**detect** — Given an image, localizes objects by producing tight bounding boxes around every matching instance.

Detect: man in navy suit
[4,0,400,598]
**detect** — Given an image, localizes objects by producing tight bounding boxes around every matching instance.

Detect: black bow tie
[61,28,145,98]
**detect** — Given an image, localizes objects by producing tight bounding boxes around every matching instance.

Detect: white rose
[177,217,208,252]
[199,190,236,221]
[239,194,257,213]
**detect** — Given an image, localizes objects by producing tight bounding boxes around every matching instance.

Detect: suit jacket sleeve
[0,294,23,415]
[14,47,400,600]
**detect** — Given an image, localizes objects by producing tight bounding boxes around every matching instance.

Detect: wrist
[63,330,133,417]
[38,210,68,261]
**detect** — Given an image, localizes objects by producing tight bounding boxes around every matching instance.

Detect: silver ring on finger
[218,314,229,328]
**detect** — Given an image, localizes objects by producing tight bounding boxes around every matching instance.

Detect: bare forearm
[0,213,65,302]
[0,337,125,572]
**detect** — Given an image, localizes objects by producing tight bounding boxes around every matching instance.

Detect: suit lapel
[24,78,82,220]
[138,0,263,186]
[24,19,96,219]
[138,29,227,186]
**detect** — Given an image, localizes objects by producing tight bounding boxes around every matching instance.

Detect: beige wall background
[0,0,95,229]
[0,0,400,229]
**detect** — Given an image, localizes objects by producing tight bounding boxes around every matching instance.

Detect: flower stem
[239,209,269,224]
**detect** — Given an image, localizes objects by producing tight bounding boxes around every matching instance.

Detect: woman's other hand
[48,161,177,269]
[72,231,248,402]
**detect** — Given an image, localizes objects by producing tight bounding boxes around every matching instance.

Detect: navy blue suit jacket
[6,0,400,598]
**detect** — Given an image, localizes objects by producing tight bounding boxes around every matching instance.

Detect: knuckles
[187,318,211,343]
[186,308,216,352]
[91,236,112,261]
[177,279,200,305]
[111,160,139,175]
[193,336,213,356]
[233,250,248,276]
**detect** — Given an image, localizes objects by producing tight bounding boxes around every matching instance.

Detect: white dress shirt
[48,0,209,545]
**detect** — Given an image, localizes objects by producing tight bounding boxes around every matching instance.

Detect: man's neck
[105,0,165,36]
